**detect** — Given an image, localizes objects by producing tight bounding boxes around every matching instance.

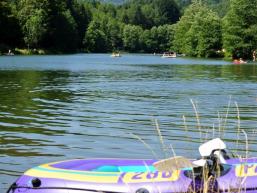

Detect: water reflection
[0,55,257,191]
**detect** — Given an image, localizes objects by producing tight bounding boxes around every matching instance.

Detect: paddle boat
[5,50,14,56]
[7,139,257,193]
[111,52,121,57]
[162,52,176,58]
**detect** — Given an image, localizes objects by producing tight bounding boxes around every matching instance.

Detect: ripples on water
[0,54,257,190]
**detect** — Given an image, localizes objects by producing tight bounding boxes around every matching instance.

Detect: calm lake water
[0,54,257,191]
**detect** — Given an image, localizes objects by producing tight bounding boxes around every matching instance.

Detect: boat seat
[93,165,156,172]
[93,165,120,172]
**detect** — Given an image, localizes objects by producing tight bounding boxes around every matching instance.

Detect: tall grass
[131,99,252,193]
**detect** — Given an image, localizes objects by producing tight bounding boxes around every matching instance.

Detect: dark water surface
[0,54,257,190]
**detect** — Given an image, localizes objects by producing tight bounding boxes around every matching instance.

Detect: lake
[0,54,257,191]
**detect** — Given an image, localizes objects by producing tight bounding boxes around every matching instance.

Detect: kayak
[7,139,257,193]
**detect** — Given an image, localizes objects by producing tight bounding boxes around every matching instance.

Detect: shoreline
[0,48,225,58]
[0,48,83,56]
[1,49,254,62]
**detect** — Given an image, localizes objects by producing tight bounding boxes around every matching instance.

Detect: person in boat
[233,58,239,63]
[111,51,121,57]
[162,51,176,58]
[239,58,246,63]
[6,49,14,56]
[233,58,246,64]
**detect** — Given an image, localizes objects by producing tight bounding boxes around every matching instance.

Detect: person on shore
[253,50,256,62]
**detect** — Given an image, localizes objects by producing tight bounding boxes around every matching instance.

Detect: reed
[131,99,251,193]
[221,96,232,135]
[154,118,168,158]
[235,102,241,155]
[190,99,202,142]
[130,133,159,159]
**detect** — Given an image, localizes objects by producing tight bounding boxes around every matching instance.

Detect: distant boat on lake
[111,52,121,57]
[5,50,14,56]
[162,51,176,58]
[233,58,247,64]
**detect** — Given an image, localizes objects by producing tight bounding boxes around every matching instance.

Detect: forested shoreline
[1,0,257,59]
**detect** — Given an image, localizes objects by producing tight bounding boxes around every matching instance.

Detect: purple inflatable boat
[7,139,257,193]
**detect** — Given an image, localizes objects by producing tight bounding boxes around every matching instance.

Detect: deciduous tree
[123,25,143,52]
[223,0,257,59]
[173,1,222,57]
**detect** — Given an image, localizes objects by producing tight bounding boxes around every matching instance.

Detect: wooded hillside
[1,0,256,59]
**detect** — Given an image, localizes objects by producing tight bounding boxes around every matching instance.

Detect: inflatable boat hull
[8,158,257,193]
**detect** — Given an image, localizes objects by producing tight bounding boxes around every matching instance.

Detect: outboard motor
[189,138,229,193]
[198,138,229,163]
[193,138,229,168]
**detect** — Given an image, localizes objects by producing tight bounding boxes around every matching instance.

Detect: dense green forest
[0,0,257,59]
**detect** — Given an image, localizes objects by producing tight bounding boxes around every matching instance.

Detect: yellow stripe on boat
[25,162,181,184]
[25,163,121,183]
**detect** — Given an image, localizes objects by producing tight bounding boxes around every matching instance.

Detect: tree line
[1,0,257,59]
